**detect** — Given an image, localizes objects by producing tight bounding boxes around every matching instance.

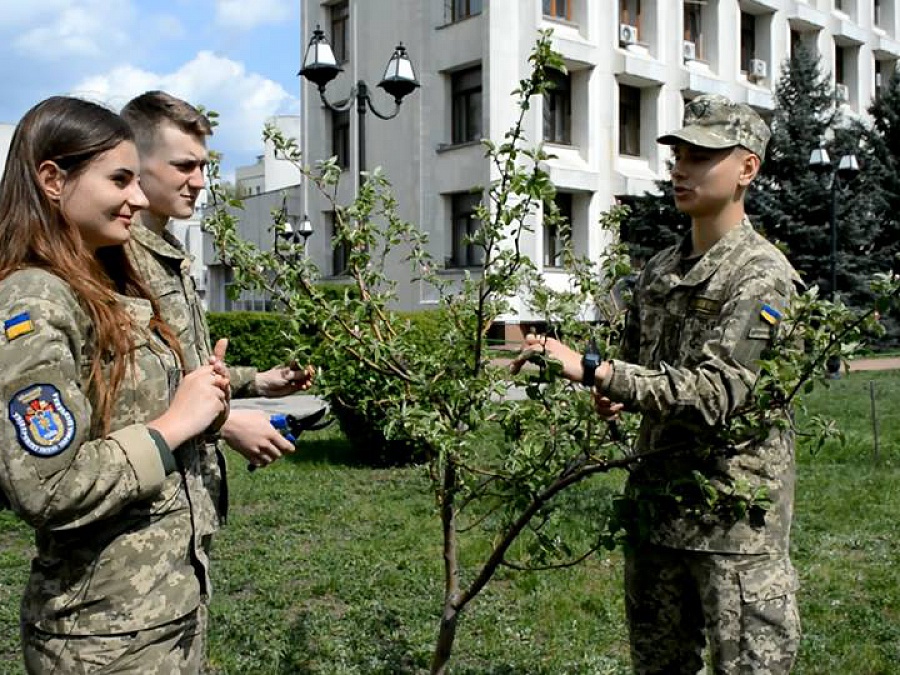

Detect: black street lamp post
[298,25,420,186]
[809,142,860,378]
[808,143,860,302]
[274,195,313,261]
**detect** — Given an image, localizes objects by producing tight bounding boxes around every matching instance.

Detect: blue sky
[0,0,302,176]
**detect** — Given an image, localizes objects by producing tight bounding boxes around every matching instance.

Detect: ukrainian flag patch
[4,312,34,341]
[760,304,782,326]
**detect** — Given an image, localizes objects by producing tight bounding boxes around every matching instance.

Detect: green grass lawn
[1,370,899,673]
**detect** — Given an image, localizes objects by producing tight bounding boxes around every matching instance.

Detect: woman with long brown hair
[0,96,229,673]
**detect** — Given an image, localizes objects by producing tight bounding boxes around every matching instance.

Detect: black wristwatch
[581,340,602,388]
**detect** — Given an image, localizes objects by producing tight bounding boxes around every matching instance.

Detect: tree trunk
[430,605,459,675]
[431,459,460,674]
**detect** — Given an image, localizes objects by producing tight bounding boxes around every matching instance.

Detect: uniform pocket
[738,558,799,603]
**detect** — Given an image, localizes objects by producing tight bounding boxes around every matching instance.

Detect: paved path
[849,356,900,371]
[232,393,328,416]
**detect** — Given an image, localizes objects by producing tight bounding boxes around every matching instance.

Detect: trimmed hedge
[206,304,446,465]
[207,312,298,370]
[207,283,357,369]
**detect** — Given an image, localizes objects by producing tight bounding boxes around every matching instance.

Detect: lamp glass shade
[299,27,342,86]
[378,44,420,102]
[837,153,860,179]
[298,215,313,238]
[808,146,831,172]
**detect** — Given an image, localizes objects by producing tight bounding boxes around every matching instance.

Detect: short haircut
[120,91,212,154]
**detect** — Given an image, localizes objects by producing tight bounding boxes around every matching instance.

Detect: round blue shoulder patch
[8,384,76,457]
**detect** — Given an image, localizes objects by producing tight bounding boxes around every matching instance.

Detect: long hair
[0,96,184,434]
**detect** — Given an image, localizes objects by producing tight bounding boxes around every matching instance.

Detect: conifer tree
[860,69,900,275]
[857,69,900,343]
[751,45,878,307]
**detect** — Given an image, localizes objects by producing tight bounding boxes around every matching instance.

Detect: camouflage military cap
[657,94,770,159]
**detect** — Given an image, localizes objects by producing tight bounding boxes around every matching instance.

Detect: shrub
[315,309,447,466]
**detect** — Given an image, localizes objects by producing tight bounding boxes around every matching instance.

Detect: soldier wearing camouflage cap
[514,94,802,672]
[657,93,771,158]
[0,97,230,672]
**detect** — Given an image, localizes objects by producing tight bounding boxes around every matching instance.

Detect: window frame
[330,0,350,64]
[684,0,704,60]
[543,0,572,21]
[740,11,757,73]
[331,109,351,171]
[329,211,352,277]
[619,0,642,36]
[447,192,484,269]
[450,66,483,145]
[618,84,642,157]
[543,192,573,269]
[448,0,483,22]
[543,68,572,145]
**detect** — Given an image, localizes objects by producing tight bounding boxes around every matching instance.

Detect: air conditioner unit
[683,40,697,62]
[834,83,850,102]
[749,58,768,81]
[619,23,639,46]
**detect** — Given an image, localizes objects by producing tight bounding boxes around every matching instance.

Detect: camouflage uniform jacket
[606,218,803,554]
[126,220,262,534]
[0,269,208,634]
[126,220,258,393]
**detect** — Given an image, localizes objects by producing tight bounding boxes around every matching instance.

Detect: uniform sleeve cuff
[147,427,177,475]
[107,424,166,498]
[231,366,259,398]
[604,359,635,405]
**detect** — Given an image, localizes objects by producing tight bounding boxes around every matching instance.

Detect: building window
[875,59,885,97]
[835,44,846,84]
[543,0,572,21]
[684,0,704,60]
[448,0,482,22]
[543,192,573,268]
[331,109,350,170]
[329,212,351,276]
[330,1,349,64]
[875,0,882,25]
[448,192,483,268]
[619,84,641,157]
[451,66,482,144]
[619,0,642,37]
[543,69,572,145]
[740,12,756,72]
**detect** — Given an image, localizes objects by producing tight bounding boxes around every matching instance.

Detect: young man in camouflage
[120,91,314,472]
[516,94,802,673]
[120,91,315,663]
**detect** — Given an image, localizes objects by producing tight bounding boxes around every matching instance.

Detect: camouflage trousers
[22,605,206,674]
[624,544,800,674]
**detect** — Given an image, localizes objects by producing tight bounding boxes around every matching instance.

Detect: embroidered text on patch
[760,304,782,326]
[3,312,34,341]
[8,384,76,457]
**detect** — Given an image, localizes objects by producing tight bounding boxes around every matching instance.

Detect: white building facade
[291,1,899,333]
[206,115,306,311]
[235,115,305,197]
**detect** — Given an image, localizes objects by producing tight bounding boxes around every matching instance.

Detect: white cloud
[12,1,134,61]
[71,51,298,166]
[214,0,291,29]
